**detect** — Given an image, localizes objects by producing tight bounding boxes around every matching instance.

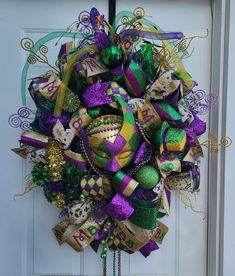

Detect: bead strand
[136,120,151,145]
[127,148,153,176]
[113,251,116,276]
[103,256,107,276]
[118,251,121,276]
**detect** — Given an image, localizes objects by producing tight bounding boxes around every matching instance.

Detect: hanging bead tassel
[102,256,107,276]
[118,251,121,276]
[113,251,116,276]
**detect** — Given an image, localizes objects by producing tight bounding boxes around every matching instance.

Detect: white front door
[0,0,211,275]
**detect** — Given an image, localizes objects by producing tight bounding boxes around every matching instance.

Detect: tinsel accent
[45,138,64,181]
[63,90,81,113]
[62,162,86,185]
[32,163,51,186]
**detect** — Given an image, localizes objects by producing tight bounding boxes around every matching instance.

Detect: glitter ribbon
[153,102,182,122]
[81,82,113,109]
[158,121,187,153]
[20,131,48,148]
[112,170,138,197]
[63,150,87,169]
[129,199,158,230]
[104,194,134,220]
[119,30,183,40]
[124,60,147,97]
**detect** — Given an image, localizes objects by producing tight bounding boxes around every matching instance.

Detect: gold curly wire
[165,179,206,218]
[21,37,34,51]
[55,59,61,69]
[133,21,143,30]
[133,7,145,19]
[121,16,129,24]
[21,37,59,72]
[13,178,37,201]
[27,55,37,64]
[119,7,145,31]
[172,29,209,61]
[199,133,232,154]
[179,190,206,219]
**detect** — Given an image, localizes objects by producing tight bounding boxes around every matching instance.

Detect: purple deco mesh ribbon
[81,82,112,108]
[104,194,134,220]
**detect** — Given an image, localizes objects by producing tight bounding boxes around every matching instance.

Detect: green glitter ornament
[62,90,81,113]
[101,44,124,69]
[32,163,51,187]
[135,165,160,189]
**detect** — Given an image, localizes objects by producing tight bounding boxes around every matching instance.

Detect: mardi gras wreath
[10,7,231,276]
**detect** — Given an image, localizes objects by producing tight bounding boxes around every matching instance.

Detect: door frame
[208,0,230,275]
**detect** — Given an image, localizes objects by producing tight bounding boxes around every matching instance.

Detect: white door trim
[208,0,230,276]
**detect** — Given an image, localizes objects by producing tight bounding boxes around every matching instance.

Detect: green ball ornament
[101,44,124,69]
[135,165,160,189]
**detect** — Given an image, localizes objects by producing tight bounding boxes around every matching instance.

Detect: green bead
[103,227,108,232]
[135,165,160,189]
[103,247,108,252]
[101,44,124,69]
[109,235,114,240]
[80,194,86,202]
[101,239,106,245]
[161,164,169,172]
[161,163,174,172]
[101,252,107,259]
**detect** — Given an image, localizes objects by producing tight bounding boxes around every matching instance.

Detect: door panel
[0,0,211,275]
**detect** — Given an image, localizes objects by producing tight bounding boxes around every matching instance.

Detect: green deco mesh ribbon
[129,199,158,230]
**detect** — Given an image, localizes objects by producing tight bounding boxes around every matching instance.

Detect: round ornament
[101,44,124,69]
[135,165,160,189]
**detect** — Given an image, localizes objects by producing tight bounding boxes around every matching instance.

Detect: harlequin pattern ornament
[11,6,227,276]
